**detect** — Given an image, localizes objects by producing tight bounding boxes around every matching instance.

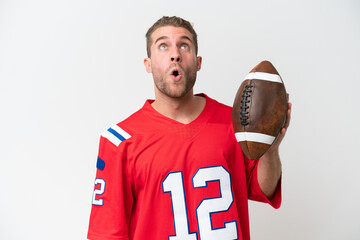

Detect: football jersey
[87,94,281,240]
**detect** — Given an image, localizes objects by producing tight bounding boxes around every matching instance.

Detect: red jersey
[88,94,281,240]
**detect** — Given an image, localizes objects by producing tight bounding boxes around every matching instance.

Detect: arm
[88,126,133,240]
[258,100,292,199]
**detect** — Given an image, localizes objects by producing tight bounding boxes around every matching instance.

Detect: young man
[88,16,291,240]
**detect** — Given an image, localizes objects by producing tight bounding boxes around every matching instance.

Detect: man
[88,16,291,240]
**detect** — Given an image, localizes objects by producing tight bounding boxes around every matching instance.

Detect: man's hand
[258,95,292,199]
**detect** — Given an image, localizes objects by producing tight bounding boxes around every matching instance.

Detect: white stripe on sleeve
[101,130,121,146]
[111,124,131,140]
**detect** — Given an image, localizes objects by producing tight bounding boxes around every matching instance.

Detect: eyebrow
[154,35,193,45]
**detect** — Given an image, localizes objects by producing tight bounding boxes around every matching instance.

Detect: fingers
[272,97,291,149]
[283,92,291,130]
[275,128,286,145]
[284,102,292,130]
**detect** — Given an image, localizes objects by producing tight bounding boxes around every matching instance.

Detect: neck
[151,90,206,124]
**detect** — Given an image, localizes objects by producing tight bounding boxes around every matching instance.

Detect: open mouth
[172,70,179,77]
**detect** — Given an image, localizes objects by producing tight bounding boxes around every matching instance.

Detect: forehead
[151,26,193,44]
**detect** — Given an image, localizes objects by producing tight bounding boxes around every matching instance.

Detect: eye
[181,44,189,49]
[160,44,167,50]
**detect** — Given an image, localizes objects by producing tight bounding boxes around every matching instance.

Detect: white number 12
[162,166,238,240]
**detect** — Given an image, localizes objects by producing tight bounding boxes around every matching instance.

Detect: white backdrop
[1,0,359,239]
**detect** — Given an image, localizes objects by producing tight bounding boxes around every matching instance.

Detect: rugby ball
[232,60,288,160]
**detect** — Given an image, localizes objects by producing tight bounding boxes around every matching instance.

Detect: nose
[171,56,181,62]
[170,49,181,62]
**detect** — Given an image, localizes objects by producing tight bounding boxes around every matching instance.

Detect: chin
[161,87,190,98]
[155,77,195,99]
[165,90,188,98]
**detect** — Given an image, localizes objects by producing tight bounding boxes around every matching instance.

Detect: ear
[144,58,152,73]
[196,56,202,71]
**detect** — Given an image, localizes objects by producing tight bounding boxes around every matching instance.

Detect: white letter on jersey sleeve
[193,166,237,240]
[162,171,197,240]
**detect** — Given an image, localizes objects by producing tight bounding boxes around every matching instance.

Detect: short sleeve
[245,157,282,209]
[87,127,134,240]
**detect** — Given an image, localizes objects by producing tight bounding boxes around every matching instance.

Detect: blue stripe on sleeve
[107,127,126,142]
[96,157,105,171]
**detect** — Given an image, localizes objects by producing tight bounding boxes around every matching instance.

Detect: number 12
[162,166,238,240]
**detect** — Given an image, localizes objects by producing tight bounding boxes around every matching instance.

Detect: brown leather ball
[232,61,288,160]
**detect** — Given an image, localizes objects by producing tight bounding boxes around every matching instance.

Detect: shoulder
[203,94,233,122]
[214,99,232,113]
[201,93,232,110]
[100,100,156,148]
[100,123,132,148]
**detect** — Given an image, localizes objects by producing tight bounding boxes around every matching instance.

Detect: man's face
[144,26,202,99]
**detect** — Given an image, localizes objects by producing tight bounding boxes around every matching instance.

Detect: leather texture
[232,61,288,160]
